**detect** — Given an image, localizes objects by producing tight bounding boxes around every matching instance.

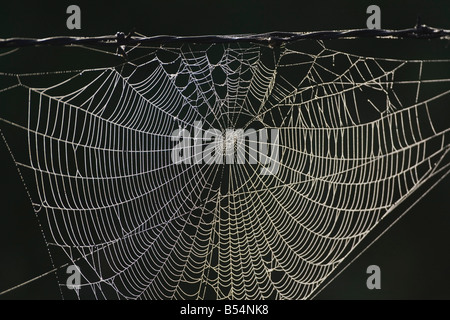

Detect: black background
[0,0,449,300]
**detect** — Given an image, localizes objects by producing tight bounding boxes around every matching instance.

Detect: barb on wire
[0,23,449,49]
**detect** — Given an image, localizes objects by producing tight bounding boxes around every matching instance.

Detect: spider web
[0,39,449,300]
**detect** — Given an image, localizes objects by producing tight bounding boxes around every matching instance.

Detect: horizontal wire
[0,24,449,49]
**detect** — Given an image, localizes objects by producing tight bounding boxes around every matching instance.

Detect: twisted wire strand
[0,24,449,49]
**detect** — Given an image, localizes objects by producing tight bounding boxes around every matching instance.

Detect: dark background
[0,0,449,300]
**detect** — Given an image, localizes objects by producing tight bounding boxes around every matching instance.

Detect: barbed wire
[0,23,449,49]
